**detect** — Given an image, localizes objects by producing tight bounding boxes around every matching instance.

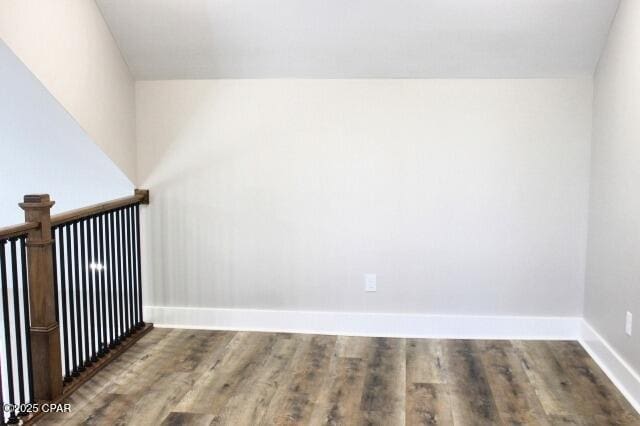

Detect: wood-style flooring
[36,328,639,425]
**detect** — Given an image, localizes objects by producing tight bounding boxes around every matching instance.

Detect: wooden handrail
[51,189,149,227]
[0,221,39,240]
[0,190,149,238]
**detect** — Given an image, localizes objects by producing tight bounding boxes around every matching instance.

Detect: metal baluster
[72,222,85,372]
[9,240,25,415]
[105,213,115,348]
[51,231,59,322]
[98,215,110,353]
[129,207,138,328]
[121,208,130,336]
[19,237,34,401]
[86,218,97,363]
[1,240,18,424]
[65,224,78,377]
[79,220,90,367]
[94,216,105,357]
[57,228,72,382]
[118,209,129,337]
[126,207,135,333]
[135,204,144,328]
[110,211,120,346]
[115,210,123,341]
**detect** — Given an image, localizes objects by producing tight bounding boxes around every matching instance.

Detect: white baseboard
[579,320,640,414]
[144,305,581,340]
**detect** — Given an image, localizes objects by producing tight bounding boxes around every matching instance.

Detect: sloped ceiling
[96,0,619,79]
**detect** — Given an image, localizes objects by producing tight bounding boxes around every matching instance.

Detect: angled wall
[0,41,132,226]
[585,0,640,379]
[0,0,137,182]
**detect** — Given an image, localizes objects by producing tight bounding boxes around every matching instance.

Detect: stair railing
[0,189,151,424]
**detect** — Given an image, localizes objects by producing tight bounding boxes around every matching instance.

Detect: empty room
[0,0,639,424]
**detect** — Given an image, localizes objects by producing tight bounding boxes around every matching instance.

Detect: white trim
[144,305,581,340]
[579,320,640,414]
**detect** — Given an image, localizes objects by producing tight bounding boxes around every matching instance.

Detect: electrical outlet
[625,312,633,336]
[364,274,376,292]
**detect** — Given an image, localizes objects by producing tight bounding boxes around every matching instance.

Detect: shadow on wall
[136,79,592,317]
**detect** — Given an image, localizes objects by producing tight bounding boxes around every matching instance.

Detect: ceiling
[96,0,620,80]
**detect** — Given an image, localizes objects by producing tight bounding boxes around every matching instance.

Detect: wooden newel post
[19,194,63,401]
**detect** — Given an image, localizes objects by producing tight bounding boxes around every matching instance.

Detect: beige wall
[585,0,640,374]
[0,0,137,181]
[137,79,592,317]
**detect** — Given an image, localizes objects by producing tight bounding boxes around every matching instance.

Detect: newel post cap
[19,194,55,210]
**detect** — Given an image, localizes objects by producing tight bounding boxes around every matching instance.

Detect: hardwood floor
[35,328,639,425]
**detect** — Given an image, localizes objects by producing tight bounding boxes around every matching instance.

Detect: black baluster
[118,209,129,338]
[126,207,135,334]
[115,210,123,341]
[86,218,97,363]
[51,231,59,322]
[105,213,115,348]
[135,204,144,328]
[49,229,61,386]
[94,216,105,357]
[98,215,110,353]
[9,240,25,414]
[1,240,18,424]
[79,219,91,367]
[57,228,72,382]
[66,224,78,377]
[19,237,35,400]
[109,211,120,346]
[129,207,138,329]
[72,222,85,372]
[122,208,130,336]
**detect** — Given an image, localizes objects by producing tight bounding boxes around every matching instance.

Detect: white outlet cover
[365,274,377,292]
[625,312,633,336]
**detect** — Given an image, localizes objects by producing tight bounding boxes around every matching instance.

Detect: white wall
[0,0,137,182]
[0,40,132,227]
[585,0,640,374]
[137,79,592,318]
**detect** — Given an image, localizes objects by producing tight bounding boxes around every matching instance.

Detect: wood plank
[359,337,406,425]
[160,412,216,426]
[40,393,134,426]
[106,328,203,395]
[406,383,453,425]
[512,340,583,418]
[476,340,550,425]
[260,334,337,425]
[334,335,370,359]
[406,338,448,384]
[174,332,283,416]
[443,340,501,425]
[405,338,453,425]
[212,333,300,425]
[125,371,195,426]
[38,329,233,425]
[547,341,639,425]
[308,356,368,425]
